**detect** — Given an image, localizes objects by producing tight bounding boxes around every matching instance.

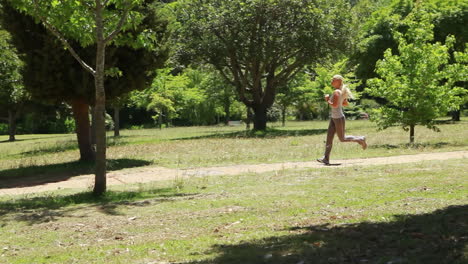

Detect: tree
[353,0,468,80]
[276,72,314,126]
[175,0,351,130]
[366,13,466,143]
[130,66,238,127]
[148,69,189,126]
[352,0,413,85]
[108,95,129,137]
[0,29,27,141]
[295,61,361,121]
[201,70,237,125]
[5,0,156,196]
[2,1,170,162]
[352,0,468,121]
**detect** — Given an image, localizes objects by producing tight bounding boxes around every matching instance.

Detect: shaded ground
[0,159,151,189]
[188,205,468,264]
[1,150,467,196]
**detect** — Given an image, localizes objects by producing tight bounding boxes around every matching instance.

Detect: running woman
[317,75,367,165]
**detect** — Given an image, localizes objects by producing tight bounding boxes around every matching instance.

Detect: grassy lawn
[0,120,467,263]
[1,120,467,175]
[0,158,466,263]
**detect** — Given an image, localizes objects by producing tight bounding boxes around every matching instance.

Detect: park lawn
[0,120,467,179]
[0,158,466,263]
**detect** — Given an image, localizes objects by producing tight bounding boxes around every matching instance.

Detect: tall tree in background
[353,0,467,80]
[352,0,468,120]
[175,0,351,130]
[5,0,161,196]
[276,72,314,126]
[2,1,170,163]
[352,0,413,85]
[130,67,240,127]
[0,29,27,142]
[199,69,236,125]
[366,13,466,143]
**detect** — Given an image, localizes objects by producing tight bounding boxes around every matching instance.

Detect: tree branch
[32,0,96,76]
[276,57,304,84]
[277,49,303,68]
[225,58,253,107]
[213,29,254,106]
[213,63,236,87]
[77,0,94,11]
[104,2,131,43]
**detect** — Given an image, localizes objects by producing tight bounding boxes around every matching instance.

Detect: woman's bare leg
[319,118,336,163]
[333,117,367,149]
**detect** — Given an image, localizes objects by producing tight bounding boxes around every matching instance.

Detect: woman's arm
[326,90,341,108]
[342,99,349,106]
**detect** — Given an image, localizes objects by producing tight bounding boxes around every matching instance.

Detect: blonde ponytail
[332,74,354,100]
[342,84,354,100]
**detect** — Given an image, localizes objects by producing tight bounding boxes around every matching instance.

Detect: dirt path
[1,151,467,196]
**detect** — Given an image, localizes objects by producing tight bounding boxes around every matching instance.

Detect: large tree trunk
[409,125,415,144]
[253,105,268,131]
[71,99,95,161]
[245,107,253,130]
[7,110,17,142]
[113,106,120,137]
[93,7,107,196]
[252,79,276,130]
[90,106,96,145]
[451,110,460,122]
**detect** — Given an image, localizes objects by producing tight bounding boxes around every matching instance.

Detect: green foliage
[1,1,170,105]
[18,105,76,134]
[423,0,468,52]
[130,67,240,126]
[276,72,316,120]
[0,123,8,134]
[174,0,352,130]
[445,45,468,106]
[7,0,146,47]
[0,29,26,111]
[353,0,468,86]
[104,112,115,130]
[148,69,192,123]
[366,12,466,141]
[352,0,412,83]
[303,60,362,120]
[359,98,381,115]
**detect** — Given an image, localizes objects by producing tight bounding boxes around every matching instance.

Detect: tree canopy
[3,0,172,195]
[1,0,170,162]
[175,0,352,130]
[0,29,27,141]
[352,0,468,85]
[366,12,466,143]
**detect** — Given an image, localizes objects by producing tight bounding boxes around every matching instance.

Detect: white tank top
[330,90,345,119]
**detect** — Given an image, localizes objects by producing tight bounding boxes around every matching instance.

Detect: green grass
[1,120,467,174]
[0,159,466,263]
[0,120,467,263]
